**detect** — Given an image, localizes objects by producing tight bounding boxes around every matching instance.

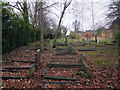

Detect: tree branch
[43,2,58,9]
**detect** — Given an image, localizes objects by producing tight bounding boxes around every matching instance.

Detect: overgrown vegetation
[68,31,81,39]
[2,2,56,54]
[2,2,30,53]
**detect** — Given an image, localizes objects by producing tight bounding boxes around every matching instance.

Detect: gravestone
[64,37,67,46]
[35,50,41,67]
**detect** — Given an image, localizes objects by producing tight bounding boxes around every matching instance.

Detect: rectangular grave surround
[41,55,92,88]
[1,63,36,79]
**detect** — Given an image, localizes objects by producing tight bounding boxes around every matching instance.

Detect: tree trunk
[30,2,38,42]
[52,0,72,48]
[95,35,97,43]
[65,37,67,46]
[40,2,44,52]
[52,6,66,48]
[23,1,29,23]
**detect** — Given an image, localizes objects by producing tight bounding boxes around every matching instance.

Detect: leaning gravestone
[35,49,41,67]
[64,37,67,46]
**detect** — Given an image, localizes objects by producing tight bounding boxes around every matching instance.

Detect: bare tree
[61,25,68,45]
[28,1,38,42]
[39,1,58,52]
[52,0,72,48]
[9,0,29,23]
[72,0,85,31]
[91,1,95,32]
[27,1,58,51]
[90,1,97,43]
[39,1,44,52]
[72,20,80,32]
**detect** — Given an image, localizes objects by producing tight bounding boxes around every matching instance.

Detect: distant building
[83,31,94,39]
[101,18,119,39]
[101,29,115,39]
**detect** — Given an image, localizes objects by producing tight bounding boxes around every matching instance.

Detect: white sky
[3,0,113,35]
[47,0,112,35]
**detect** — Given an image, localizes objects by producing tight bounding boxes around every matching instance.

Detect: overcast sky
[3,0,113,35]
[46,0,112,35]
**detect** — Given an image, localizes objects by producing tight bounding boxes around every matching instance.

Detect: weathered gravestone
[35,49,41,67]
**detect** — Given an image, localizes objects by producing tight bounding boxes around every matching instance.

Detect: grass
[86,45,118,66]
[56,38,65,43]
[25,39,53,49]
[64,38,118,66]
[49,40,53,47]
[27,38,118,67]
[94,57,118,66]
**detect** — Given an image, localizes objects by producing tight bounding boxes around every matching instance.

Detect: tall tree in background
[89,0,97,43]
[72,0,85,31]
[107,0,120,21]
[9,0,29,23]
[61,25,68,37]
[2,2,31,53]
[40,1,44,52]
[90,1,97,43]
[9,0,30,44]
[0,2,1,83]
[23,0,29,23]
[52,0,72,48]
[107,0,120,56]
[91,1,95,32]
[72,20,80,32]
[61,25,68,45]
[29,1,38,42]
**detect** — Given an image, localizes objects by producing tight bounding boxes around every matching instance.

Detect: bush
[2,2,57,54]
[44,28,55,39]
[116,32,120,45]
[115,32,120,56]
[2,3,30,53]
[68,31,81,39]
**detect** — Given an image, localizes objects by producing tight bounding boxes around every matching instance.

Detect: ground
[1,40,119,89]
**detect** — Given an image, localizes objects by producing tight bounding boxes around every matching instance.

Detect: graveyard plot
[71,42,88,47]
[1,40,118,88]
[51,56,77,59]
[41,54,92,88]
[77,47,96,51]
[56,42,67,46]
[1,63,36,79]
[50,60,79,64]
[50,57,79,64]
[41,80,81,88]
[55,46,77,55]
[44,68,85,78]
[2,69,28,77]
[47,64,83,68]
[105,43,117,45]
[1,50,41,80]
[3,60,34,66]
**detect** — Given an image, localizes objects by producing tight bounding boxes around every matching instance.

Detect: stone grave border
[41,54,92,88]
[1,50,41,80]
[55,44,77,55]
[77,47,96,51]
